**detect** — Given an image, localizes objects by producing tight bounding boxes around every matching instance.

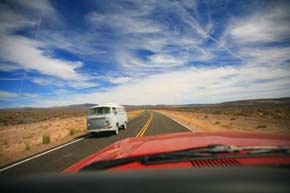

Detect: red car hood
[64,132,290,173]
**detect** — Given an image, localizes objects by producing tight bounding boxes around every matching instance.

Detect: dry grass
[161,106,290,119]
[156,110,290,136]
[0,110,143,167]
[0,108,86,126]
[127,109,144,120]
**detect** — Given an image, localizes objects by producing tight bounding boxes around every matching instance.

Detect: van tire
[123,122,127,130]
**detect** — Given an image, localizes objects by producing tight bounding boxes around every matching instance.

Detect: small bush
[41,125,49,130]
[17,120,25,124]
[230,117,236,121]
[42,135,50,144]
[262,111,273,116]
[69,129,75,135]
[214,121,220,125]
[213,110,221,114]
[79,127,85,132]
[25,143,30,151]
[257,124,267,129]
[204,115,208,119]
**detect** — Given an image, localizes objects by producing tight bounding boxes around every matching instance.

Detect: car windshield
[88,107,111,115]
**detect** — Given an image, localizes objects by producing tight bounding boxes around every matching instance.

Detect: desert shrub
[262,111,273,116]
[257,124,267,128]
[25,143,30,151]
[0,108,87,126]
[237,112,247,116]
[204,115,208,119]
[214,121,220,125]
[273,115,282,119]
[42,135,50,144]
[230,117,236,121]
[41,125,49,130]
[69,129,75,135]
[17,120,25,124]
[212,110,221,114]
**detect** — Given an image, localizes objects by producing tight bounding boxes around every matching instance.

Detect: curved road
[0,111,191,176]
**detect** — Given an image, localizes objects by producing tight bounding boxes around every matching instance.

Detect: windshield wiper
[142,144,290,165]
[81,144,290,171]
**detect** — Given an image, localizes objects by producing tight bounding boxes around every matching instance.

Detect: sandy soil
[156,110,290,136]
[0,110,144,167]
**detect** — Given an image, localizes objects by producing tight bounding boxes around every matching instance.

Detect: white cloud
[0,0,95,89]
[0,62,23,72]
[26,63,290,107]
[239,47,290,67]
[149,54,186,67]
[87,11,161,34]
[0,91,18,100]
[22,93,38,98]
[107,77,132,84]
[10,0,62,25]
[1,0,290,107]
[30,76,97,89]
[230,7,290,43]
[0,36,86,81]
[12,0,54,13]
[0,90,40,102]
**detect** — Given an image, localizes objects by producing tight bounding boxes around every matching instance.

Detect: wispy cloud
[106,77,132,85]
[30,76,97,89]
[0,91,18,100]
[25,63,290,107]
[0,0,290,107]
[0,0,96,90]
[229,6,290,44]
[0,36,86,80]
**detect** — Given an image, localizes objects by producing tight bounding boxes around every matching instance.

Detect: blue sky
[0,0,290,108]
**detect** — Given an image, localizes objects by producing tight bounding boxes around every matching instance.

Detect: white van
[87,104,128,135]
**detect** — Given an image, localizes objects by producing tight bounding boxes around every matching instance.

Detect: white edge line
[0,137,85,173]
[0,111,145,173]
[156,112,197,133]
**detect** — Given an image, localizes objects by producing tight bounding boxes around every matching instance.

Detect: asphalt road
[0,111,190,176]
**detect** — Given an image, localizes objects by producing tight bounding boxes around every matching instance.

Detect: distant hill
[149,97,290,109]
[53,103,97,109]
[213,97,290,107]
[1,97,289,111]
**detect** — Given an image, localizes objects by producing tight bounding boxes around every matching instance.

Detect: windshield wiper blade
[81,145,230,171]
[248,147,290,155]
[80,145,290,171]
[142,145,290,165]
[140,144,234,163]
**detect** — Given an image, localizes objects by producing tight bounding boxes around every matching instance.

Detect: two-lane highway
[1,111,191,176]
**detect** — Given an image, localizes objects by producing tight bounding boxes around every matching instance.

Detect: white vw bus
[87,104,128,135]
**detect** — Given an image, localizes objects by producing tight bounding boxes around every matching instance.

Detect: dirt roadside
[0,110,144,167]
[156,110,290,136]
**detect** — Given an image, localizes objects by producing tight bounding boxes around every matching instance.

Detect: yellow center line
[136,112,153,137]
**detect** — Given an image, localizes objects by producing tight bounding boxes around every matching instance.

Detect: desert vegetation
[0,109,144,167]
[156,105,290,136]
[0,108,86,126]
[158,105,290,119]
